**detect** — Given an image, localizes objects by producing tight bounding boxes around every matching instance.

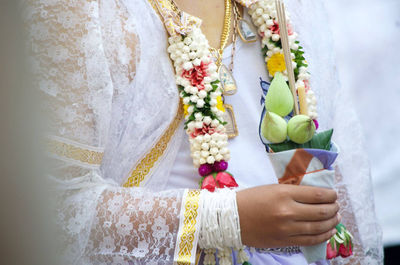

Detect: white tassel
[217,248,233,265]
[203,249,216,265]
[237,247,250,264]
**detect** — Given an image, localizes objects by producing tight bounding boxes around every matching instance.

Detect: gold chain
[211,0,232,67]
[230,0,240,72]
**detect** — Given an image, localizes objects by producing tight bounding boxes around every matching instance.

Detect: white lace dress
[24,0,382,264]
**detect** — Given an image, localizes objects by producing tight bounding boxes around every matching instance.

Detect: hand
[236,184,340,248]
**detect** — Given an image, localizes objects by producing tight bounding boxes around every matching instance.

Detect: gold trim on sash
[123,102,183,187]
[47,136,104,167]
[174,189,202,265]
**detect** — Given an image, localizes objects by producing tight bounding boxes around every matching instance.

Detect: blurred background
[325,0,400,264]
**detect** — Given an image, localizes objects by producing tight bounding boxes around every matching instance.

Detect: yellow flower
[216,96,225,112]
[267,53,286,77]
[183,104,189,116]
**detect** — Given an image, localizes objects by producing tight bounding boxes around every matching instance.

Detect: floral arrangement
[249,1,318,122]
[249,0,353,262]
[167,28,239,192]
[327,224,354,259]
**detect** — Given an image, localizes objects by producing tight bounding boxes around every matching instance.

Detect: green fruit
[265,72,294,117]
[261,111,288,143]
[287,115,316,144]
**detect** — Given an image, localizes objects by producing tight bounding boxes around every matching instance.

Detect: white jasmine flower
[204,76,212,83]
[177,42,184,49]
[208,63,217,72]
[190,95,199,103]
[215,154,224,161]
[210,99,217,106]
[210,147,219,155]
[201,143,209,151]
[183,61,193,70]
[193,58,201,66]
[196,99,205,108]
[203,116,212,125]
[210,72,219,81]
[211,120,219,127]
[198,90,207,99]
[195,121,203,128]
[207,156,215,164]
[195,112,203,121]
[220,147,228,155]
[201,150,209,158]
[272,34,280,41]
[203,134,211,142]
[188,122,196,131]
[183,37,192,45]
[190,86,199,94]
[181,54,189,62]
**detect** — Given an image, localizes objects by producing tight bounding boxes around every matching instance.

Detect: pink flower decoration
[201,175,217,192]
[216,172,238,188]
[190,124,217,138]
[326,242,339,259]
[269,20,293,36]
[339,244,353,258]
[181,61,210,90]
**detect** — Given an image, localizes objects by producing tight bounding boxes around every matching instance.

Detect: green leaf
[268,129,334,152]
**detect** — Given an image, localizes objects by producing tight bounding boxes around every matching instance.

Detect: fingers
[289,185,337,204]
[290,214,341,236]
[293,201,339,221]
[289,228,337,246]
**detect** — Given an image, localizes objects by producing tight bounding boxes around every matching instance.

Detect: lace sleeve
[24,1,198,264]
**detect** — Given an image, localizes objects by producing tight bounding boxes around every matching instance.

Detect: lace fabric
[285,1,383,263]
[24,0,382,264]
[25,0,187,264]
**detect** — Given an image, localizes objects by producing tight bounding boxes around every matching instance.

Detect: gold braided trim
[47,137,104,166]
[123,102,183,187]
[175,190,201,265]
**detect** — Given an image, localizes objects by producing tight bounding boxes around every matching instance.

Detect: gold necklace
[209,0,232,68]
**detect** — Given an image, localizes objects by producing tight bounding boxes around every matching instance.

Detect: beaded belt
[256,246,301,255]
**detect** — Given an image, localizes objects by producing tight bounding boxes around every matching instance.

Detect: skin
[174,0,340,247]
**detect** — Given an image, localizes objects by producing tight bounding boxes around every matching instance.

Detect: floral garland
[249,0,318,123]
[167,28,239,191]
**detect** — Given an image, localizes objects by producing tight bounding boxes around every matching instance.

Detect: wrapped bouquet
[252,0,354,262]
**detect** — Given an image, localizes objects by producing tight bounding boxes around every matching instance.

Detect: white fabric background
[324,0,400,246]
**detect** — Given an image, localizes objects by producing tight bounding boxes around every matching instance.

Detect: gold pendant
[237,19,257,43]
[223,104,239,138]
[218,64,238,96]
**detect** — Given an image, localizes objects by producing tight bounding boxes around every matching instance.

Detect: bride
[26,0,382,264]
